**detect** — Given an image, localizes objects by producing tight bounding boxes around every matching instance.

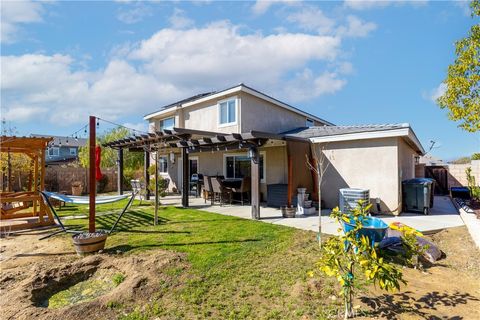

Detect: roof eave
[309,127,425,155]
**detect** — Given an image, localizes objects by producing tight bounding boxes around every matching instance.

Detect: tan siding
[240,93,313,133]
[315,137,400,213]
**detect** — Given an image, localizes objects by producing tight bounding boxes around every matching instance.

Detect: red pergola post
[89,116,96,232]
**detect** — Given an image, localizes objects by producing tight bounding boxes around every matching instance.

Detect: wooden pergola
[104,127,309,219]
[0,136,55,231]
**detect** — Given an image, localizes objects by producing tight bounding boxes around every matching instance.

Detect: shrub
[97,175,109,193]
[466,167,480,201]
[472,153,480,160]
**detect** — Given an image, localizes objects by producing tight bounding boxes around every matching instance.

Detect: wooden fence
[44,167,118,194]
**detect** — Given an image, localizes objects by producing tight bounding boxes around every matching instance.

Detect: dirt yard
[359,227,480,319]
[0,228,186,320]
[1,225,479,319]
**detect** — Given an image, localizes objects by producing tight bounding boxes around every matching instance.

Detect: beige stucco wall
[315,137,401,213]
[398,138,416,181]
[183,96,240,134]
[240,93,324,134]
[148,91,326,135]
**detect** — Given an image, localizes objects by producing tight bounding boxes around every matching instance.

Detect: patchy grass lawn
[57,201,341,319]
[3,200,479,320]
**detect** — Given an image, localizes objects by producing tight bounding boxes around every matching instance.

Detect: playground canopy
[1,136,55,231]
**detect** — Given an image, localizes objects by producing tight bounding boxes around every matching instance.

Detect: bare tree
[306,143,330,247]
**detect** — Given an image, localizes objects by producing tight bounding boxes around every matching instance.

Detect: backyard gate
[425,166,448,195]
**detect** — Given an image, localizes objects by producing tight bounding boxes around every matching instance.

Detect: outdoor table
[222,178,242,189]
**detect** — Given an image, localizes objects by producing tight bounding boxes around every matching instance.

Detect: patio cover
[104,127,310,219]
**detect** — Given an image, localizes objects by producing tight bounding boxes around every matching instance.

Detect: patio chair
[231,177,251,205]
[203,175,214,205]
[211,177,232,206]
[130,179,146,205]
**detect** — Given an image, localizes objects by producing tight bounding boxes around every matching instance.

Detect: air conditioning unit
[339,188,370,214]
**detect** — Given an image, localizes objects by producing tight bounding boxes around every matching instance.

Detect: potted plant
[281,205,296,218]
[71,181,83,196]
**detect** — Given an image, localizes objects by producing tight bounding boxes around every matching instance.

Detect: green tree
[437,0,480,132]
[78,127,143,170]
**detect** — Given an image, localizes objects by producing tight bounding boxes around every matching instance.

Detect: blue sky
[1,0,478,160]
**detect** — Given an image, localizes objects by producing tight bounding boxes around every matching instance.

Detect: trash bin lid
[402,178,434,185]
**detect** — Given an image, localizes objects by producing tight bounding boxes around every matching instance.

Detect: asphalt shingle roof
[282,123,410,139]
[31,134,87,147]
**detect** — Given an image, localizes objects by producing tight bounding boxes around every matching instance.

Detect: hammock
[39,190,137,239]
[42,191,130,205]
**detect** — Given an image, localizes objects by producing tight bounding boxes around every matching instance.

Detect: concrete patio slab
[159,195,463,235]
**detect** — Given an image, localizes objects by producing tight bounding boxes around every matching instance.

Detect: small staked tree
[437,0,480,132]
[315,202,425,319]
[306,143,330,247]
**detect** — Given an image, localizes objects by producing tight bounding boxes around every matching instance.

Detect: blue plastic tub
[342,216,388,246]
[450,187,471,200]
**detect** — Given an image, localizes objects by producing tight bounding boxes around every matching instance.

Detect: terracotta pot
[71,185,83,196]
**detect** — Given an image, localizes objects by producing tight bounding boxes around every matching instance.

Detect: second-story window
[159,117,175,131]
[306,118,314,127]
[219,98,236,125]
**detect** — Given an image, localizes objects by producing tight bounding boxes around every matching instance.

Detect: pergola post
[88,115,96,233]
[250,146,260,219]
[154,151,159,225]
[117,148,124,195]
[182,147,189,207]
[144,150,150,200]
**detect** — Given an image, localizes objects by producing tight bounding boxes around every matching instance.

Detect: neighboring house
[144,83,424,214]
[31,134,87,164]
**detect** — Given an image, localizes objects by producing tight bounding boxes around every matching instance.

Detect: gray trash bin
[402,178,435,215]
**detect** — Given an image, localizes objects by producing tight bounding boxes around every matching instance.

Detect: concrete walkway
[160,195,463,235]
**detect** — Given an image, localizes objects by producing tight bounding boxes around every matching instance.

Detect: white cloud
[0,0,47,43]
[117,3,152,24]
[2,105,47,122]
[252,0,301,15]
[287,6,336,34]
[1,54,182,125]
[344,0,427,11]
[423,83,446,103]
[129,21,341,89]
[122,122,148,133]
[169,8,194,29]
[336,15,377,38]
[283,69,346,102]
[285,6,376,38]
[2,22,349,125]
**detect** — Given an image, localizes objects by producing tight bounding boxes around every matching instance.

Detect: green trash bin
[402,178,435,215]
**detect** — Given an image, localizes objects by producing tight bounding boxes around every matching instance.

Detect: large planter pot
[71,185,83,196]
[72,231,107,255]
[281,206,296,218]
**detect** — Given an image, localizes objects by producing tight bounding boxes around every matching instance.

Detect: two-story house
[31,134,87,165]
[143,83,424,214]
[144,84,331,201]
